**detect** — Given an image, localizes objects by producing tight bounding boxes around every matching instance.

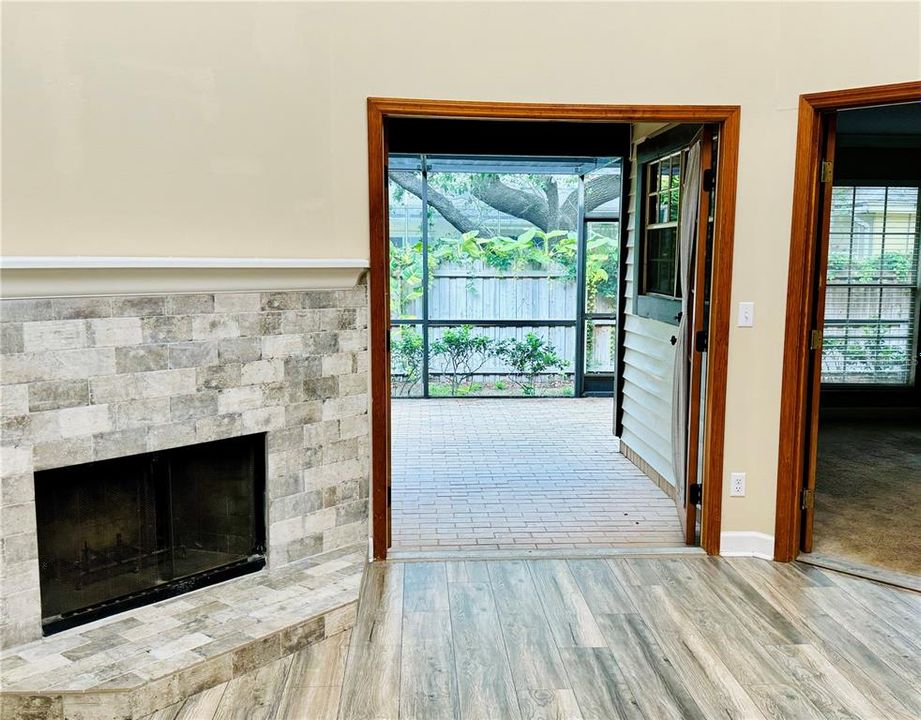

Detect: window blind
[822,186,920,385]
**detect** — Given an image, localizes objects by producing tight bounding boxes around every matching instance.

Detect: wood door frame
[773,80,921,562]
[368,97,742,560]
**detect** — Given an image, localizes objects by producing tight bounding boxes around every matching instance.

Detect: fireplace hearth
[35,434,266,634]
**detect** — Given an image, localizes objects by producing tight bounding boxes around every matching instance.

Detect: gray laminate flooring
[151,557,921,719]
[337,557,921,720]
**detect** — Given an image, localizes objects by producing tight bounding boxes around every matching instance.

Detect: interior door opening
[797,101,921,588]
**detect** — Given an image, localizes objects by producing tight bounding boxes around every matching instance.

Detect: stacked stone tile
[0,544,364,720]
[0,287,370,649]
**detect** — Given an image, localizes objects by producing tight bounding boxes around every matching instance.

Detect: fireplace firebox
[35,434,266,634]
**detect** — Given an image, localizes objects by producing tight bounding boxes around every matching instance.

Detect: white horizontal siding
[619,127,676,487]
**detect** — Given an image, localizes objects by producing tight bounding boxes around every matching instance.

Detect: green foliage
[389,241,424,318]
[826,252,850,279]
[822,249,914,381]
[428,381,484,397]
[428,383,452,397]
[430,228,572,274]
[583,225,619,317]
[429,325,497,396]
[823,324,908,380]
[827,251,912,284]
[390,324,577,397]
[496,332,569,396]
[867,252,911,283]
[391,326,424,396]
[457,382,483,396]
[389,224,620,320]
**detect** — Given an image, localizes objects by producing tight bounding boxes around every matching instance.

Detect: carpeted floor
[814,417,921,576]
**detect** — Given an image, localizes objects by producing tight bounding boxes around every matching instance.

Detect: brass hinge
[820,160,834,183]
[801,487,815,510]
[810,329,823,351]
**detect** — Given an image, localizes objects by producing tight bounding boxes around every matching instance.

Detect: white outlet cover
[730,472,746,497]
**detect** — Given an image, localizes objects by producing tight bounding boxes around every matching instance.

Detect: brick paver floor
[391,398,684,551]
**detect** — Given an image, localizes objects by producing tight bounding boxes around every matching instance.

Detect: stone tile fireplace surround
[0,284,370,658]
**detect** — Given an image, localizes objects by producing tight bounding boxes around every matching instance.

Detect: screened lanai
[386,148,687,552]
[388,154,622,398]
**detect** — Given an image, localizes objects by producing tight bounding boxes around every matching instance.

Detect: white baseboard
[719,531,775,560]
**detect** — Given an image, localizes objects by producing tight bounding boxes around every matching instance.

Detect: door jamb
[773,81,921,562]
[368,97,742,560]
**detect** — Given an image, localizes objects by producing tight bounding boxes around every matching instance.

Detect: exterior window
[822,186,920,385]
[642,150,684,298]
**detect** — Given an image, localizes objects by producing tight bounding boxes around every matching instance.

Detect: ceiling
[837,102,921,138]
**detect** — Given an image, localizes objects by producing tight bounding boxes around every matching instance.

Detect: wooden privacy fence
[428,262,577,320]
[402,261,577,379]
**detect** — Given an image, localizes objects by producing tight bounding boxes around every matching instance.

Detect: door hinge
[801,487,815,510]
[387,485,392,508]
[689,483,703,506]
[695,329,709,353]
[820,161,834,183]
[702,168,715,193]
[810,329,823,351]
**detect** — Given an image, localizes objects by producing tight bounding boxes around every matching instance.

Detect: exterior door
[630,124,715,545]
[801,114,838,553]
[682,128,716,544]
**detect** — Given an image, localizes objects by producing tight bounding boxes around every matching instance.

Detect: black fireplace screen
[35,434,266,633]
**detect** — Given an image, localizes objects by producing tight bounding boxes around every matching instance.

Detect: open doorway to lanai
[368,100,740,559]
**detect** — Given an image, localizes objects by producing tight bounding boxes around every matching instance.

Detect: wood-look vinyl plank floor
[337,557,921,720]
[139,632,350,720]
[141,558,919,720]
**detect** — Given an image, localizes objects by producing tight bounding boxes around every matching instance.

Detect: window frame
[633,124,702,325]
[820,183,921,388]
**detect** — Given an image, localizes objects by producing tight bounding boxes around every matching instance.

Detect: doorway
[774,81,921,588]
[368,99,740,559]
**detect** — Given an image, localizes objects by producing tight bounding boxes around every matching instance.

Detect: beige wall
[3,2,919,542]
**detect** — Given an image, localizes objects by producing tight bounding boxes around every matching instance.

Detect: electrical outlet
[738,302,755,327]
[730,472,746,497]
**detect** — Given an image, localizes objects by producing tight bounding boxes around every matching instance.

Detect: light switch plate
[738,302,754,327]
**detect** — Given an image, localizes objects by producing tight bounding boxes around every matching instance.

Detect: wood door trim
[368,97,742,560]
[773,80,921,562]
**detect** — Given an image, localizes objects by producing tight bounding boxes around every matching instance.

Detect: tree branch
[541,177,559,229]
[559,173,622,229]
[470,176,552,231]
[388,171,491,237]
[389,169,621,237]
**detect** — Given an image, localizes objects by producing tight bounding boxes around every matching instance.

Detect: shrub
[497,333,568,396]
[391,326,424,396]
[429,325,496,396]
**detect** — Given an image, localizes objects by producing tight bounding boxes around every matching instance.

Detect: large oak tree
[389,171,620,237]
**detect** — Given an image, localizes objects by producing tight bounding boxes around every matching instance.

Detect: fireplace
[35,434,266,634]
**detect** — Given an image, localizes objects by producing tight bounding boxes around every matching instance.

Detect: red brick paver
[391,398,684,551]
